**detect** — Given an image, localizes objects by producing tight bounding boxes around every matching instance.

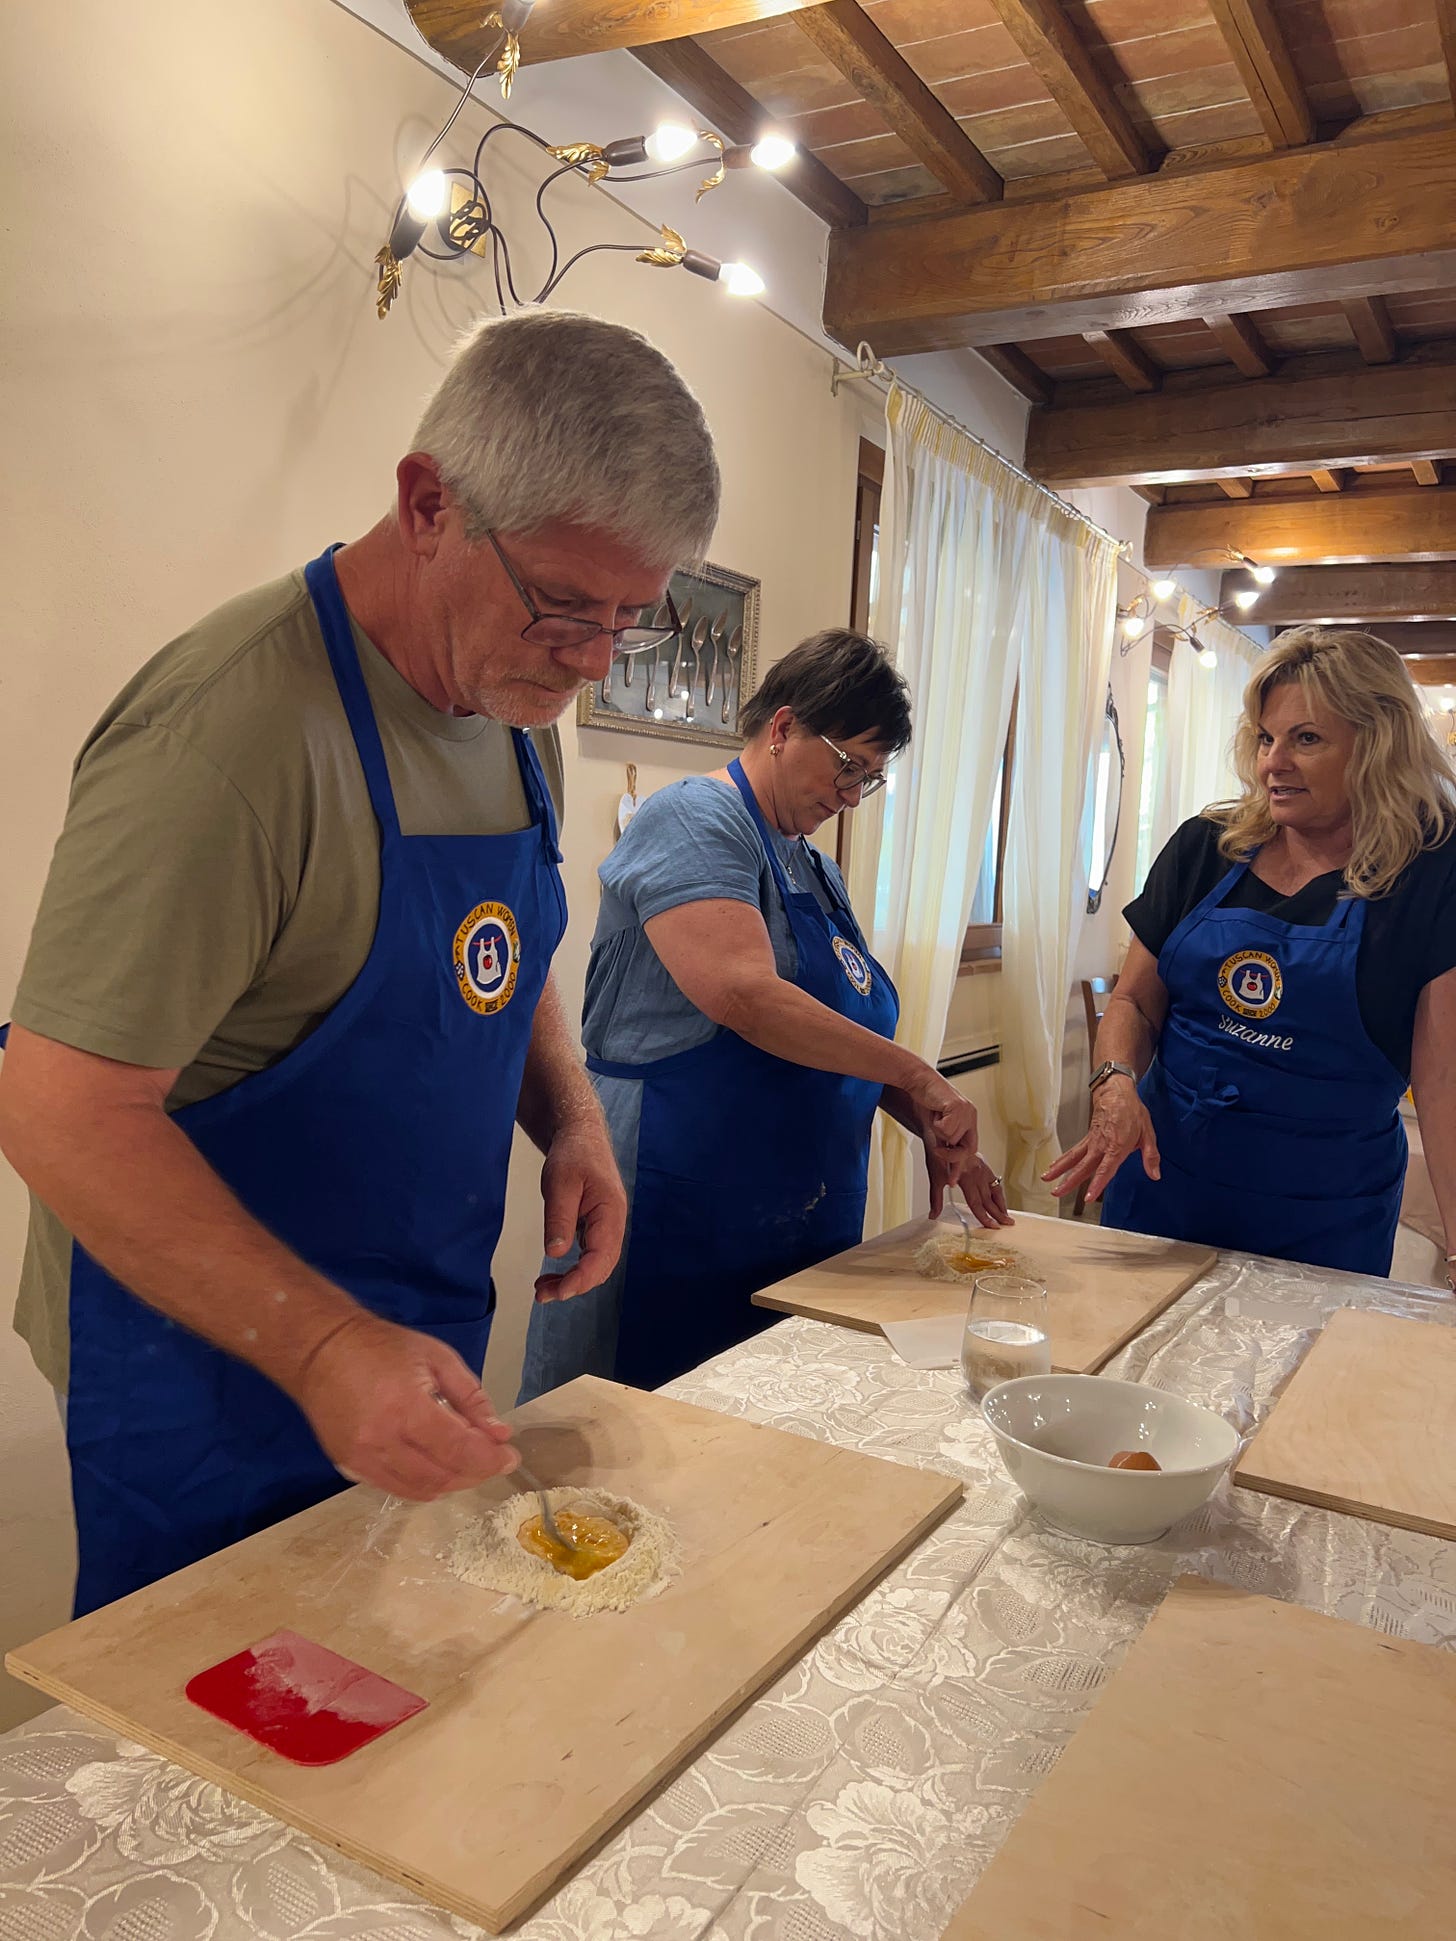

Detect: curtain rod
[830,340,1129,557]
[832,344,1266,663]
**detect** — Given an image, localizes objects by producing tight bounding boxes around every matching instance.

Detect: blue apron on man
[584,757,900,1392]
[52,547,567,1615]
[1102,856,1407,1274]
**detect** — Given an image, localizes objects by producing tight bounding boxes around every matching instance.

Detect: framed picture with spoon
[576,559,759,749]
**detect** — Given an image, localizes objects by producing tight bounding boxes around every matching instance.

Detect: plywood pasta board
[7,1376,960,1932]
[1235,1306,1456,1539]
[753,1211,1215,1374]
[943,1576,1456,1939]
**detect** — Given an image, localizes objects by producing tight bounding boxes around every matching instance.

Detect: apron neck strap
[304,546,401,841]
[729,757,798,901]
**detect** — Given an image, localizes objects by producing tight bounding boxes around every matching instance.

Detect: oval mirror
[1086,687,1125,915]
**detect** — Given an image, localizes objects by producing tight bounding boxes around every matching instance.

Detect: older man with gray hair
[0,308,721,1615]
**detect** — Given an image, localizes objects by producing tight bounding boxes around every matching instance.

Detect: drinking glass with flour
[962,1271,1050,1400]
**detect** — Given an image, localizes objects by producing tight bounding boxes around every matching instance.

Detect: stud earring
[771,743,781,756]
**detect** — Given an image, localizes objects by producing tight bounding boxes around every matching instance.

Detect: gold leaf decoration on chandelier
[374,245,403,319]
[481,10,521,98]
[636,224,688,269]
[695,131,726,204]
[549,141,610,186]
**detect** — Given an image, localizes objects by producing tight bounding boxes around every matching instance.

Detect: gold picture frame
[576,560,759,749]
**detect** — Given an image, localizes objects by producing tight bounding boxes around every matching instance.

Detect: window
[845,436,1011,969]
[961,695,1016,970]
[1135,634,1173,888]
[841,439,884,874]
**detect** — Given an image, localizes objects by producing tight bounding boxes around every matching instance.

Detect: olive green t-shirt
[10,567,565,1388]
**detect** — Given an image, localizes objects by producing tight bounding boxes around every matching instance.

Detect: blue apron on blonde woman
[1047,626,1456,1282]
[522,628,1012,1402]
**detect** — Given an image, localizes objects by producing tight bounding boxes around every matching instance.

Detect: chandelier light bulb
[1232,588,1260,611]
[1198,645,1219,669]
[405,170,450,220]
[749,134,796,171]
[1251,564,1276,585]
[645,123,697,165]
[1150,578,1178,601]
[721,261,765,298]
[1121,611,1148,640]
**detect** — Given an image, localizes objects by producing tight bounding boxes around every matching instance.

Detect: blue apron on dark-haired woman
[521,629,1010,1401]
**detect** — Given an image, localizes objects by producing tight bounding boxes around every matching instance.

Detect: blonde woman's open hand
[1042,1075,1159,1204]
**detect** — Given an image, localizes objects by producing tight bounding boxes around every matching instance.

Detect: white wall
[0,0,1039,1724]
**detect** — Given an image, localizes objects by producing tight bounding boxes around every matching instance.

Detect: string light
[1232,587,1261,612]
[1150,578,1178,601]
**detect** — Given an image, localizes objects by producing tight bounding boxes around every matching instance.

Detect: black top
[1125,816,1456,1080]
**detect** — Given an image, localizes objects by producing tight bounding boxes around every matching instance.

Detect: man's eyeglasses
[819,733,891,799]
[485,530,680,656]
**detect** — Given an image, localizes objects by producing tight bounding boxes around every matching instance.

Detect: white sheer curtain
[1152,597,1263,856]
[996,519,1122,1209]
[848,385,1028,1232]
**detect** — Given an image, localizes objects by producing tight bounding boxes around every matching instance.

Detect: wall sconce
[374,6,780,319]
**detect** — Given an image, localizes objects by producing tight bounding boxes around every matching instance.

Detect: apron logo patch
[1218,949,1283,1021]
[453,902,520,1015]
[832,935,873,997]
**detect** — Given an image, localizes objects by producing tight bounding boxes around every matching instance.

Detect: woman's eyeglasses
[819,733,890,798]
[485,529,680,655]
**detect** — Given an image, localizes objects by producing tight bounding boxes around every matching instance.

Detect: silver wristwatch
[1089,1059,1138,1094]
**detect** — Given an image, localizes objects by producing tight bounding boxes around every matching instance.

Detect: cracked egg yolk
[517,1511,630,1581]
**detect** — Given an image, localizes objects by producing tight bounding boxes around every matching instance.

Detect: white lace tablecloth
[5,1254,1455,1941]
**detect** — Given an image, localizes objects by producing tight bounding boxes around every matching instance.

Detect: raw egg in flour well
[517,1511,630,1581]
[948,1247,1016,1275]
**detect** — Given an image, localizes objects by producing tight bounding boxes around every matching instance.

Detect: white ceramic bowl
[982,1374,1241,1545]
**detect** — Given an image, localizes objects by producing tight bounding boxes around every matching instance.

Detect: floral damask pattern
[4,1253,1454,1940]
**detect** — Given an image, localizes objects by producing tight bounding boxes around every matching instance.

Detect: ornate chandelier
[375,0,790,320]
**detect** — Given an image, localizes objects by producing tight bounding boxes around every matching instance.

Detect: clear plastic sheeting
[3,1252,1453,1941]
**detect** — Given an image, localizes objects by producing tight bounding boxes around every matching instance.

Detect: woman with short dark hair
[521,629,1009,1396]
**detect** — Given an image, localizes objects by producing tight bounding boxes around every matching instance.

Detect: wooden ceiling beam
[1218,478,1255,498]
[1438,0,1456,109]
[1402,653,1456,685]
[1147,486,1456,570]
[1026,350,1456,488]
[1311,469,1346,493]
[1342,296,1398,364]
[1204,0,1315,148]
[986,0,1152,179]
[823,126,1456,354]
[1202,313,1274,379]
[793,2,1002,204]
[974,345,1054,406]
[1379,622,1456,656]
[1218,566,1456,625]
[630,38,866,229]
[1415,461,1446,487]
[407,0,834,65]
[1082,329,1160,393]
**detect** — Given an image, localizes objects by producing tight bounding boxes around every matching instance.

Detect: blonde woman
[1046,628,1456,1280]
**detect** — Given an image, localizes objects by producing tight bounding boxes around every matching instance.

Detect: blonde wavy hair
[1207,626,1456,899]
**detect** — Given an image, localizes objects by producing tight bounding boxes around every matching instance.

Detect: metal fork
[514,1457,578,1554]
[432,1386,579,1554]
